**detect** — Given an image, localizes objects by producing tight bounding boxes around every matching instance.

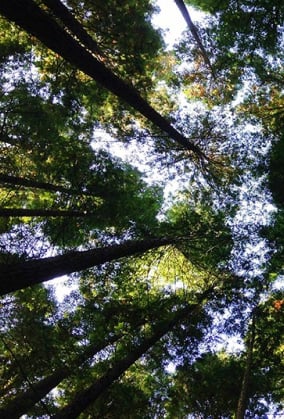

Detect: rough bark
[0,237,173,295]
[174,0,216,78]
[0,0,204,158]
[0,208,92,217]
[52,303,200,419]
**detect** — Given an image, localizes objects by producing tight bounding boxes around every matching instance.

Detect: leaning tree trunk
[0,208,93,217]
[0,0,204,158]
[0,237,173,295]
[52,303,201,419]
[0,173,96,197]
[174,0,215,78]
[236,315,256,419]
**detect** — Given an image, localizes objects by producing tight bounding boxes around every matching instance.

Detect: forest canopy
[0,0,283,417]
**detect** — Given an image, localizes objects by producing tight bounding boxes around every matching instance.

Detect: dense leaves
[0,0,283,417]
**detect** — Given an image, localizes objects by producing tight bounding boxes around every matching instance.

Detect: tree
[0,285,65,414]
[0,252,213,417]
[174,0,215,77]
[0,0,205,159]
[53,301,203,419]
[236,314,256,419]
[0,173,103,197]
[0,208,93,217]
[247,292,284,414]
[186,0,284,86]
[165,294,284,418]
[268,134,284,207]
[0,321,127,417]
[166,352,243,418]
[41,0,105,60]
[0,153,163,247]
[0,0,283,416]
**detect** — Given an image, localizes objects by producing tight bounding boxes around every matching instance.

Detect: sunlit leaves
[0,0,283,415]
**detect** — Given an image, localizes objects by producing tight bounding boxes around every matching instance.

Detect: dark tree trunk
[236,315,256,419]
[0,208,92,217]
[174,0,215,78]
[0,237,173,295]
[52,303,200,419]
[0,173,95,197]
[0,0,204,158]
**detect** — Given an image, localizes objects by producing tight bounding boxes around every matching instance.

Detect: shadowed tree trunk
[52,303,201,419]
[0,237,174,295]
[0,0,204,159]
[174,0,215,78]
[0,208,93,217]
[0,173,96,197]
[236,315,256,419]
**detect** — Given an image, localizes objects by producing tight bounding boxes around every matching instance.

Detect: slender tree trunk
[174,0,216,78]
[52,303,200,419]
[0,0,204,158]
[0,333,122,419]
[0,173,95,197]
[0,237,173,295]
[0,208,92,217]
[236,315,256,419]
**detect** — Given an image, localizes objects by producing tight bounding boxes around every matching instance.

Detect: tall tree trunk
[0,208,93,217]
[0,173,95,197]
[236,315,256,419]
[52,303,201,419]
[0,0,204,159]
[0,237,173,295]
[174,0,216,78]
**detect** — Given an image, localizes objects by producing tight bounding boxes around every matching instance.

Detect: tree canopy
[0,0,283,417]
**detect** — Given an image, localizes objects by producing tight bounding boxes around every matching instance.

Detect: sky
[153,0,187,45]
[153,0,204,47]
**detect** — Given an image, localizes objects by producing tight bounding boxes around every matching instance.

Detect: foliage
[166,352,243,418]
[0,0,283,416]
